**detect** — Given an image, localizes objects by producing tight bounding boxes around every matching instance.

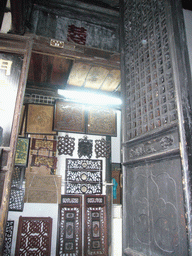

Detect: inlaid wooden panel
[57,195,82,256]
[84,195,108,256]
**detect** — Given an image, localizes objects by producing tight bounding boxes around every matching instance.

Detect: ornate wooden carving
[57,195,82,256]
[54,100,85,133]
[57,135,75,156]
[66,159,102,194]
[9,189,25,211]
[26,104,56,135]
[84,195,108,256]
[31,155,57,169]
[78,136,93,159]
[67,24,87,45]
[87,107,116,136]
[2,221,14,256]
[31,138,57,152]
[15,216,52,256]
[95,138,111,158]
[66,159,102,170]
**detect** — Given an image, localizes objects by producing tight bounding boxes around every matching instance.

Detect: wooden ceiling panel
[100,69,121,91]
[27,54,121,92]
[84,66,109,89]
[67,62,91,87]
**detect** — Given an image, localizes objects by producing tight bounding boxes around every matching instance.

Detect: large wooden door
[121,0,192,255]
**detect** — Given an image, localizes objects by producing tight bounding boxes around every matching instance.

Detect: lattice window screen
[124,0,177,141]
[15,216,52,255]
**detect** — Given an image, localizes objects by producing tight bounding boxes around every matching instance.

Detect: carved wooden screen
[57,195,82,256]
[15,216,52,255]
[121,0,190,255]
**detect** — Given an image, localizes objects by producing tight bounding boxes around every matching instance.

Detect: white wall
[183,9,192,77]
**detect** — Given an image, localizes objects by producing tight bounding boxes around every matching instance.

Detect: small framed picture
[15,137,30,167]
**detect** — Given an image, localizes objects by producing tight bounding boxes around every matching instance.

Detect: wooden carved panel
[31,138,57,152]
[2,221,14,256]
[66,159,102,194]
[87,107,116,136]
[84,195,108,256]
[26,104,56,135]
[31,155,57,169]
[123,157,188,255]
[15,216,52,256]
[54,101,85,133]
[25,174,61,204]
[57,195,82,256]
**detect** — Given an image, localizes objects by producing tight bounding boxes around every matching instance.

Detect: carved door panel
[121,0,192,255]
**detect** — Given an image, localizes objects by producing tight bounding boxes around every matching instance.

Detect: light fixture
[57,89,122,106]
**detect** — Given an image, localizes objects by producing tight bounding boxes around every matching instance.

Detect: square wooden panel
[26,104,56,135]
[53,100,85,133]
[87,107,117,136]
[15,216,52,256]
[25,174,61,204]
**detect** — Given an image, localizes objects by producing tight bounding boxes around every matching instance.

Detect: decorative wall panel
[9,189,25,212]
[31,138,57,152]
[2,221,14,256]
[57,195,82,256]
[123,158,188,255]
[95,138,111,158]
[11,166,24,189]
[57,135,75,156]
[25,174,61,204]
[84,195,108,256]
[123,0,177,141]
[15,137,30,167]
[88,107,116,136]
[15,216,52,256]
[54,101,85,133]
[66,159,102,194]
[78,136,93,159]
[31,155,57,169]
[26,104,56,135]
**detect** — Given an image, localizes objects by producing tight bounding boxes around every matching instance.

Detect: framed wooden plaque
[87,107,117,136]
[53,100,85,133]
[26,104,56,135]
[15,137,30,167]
